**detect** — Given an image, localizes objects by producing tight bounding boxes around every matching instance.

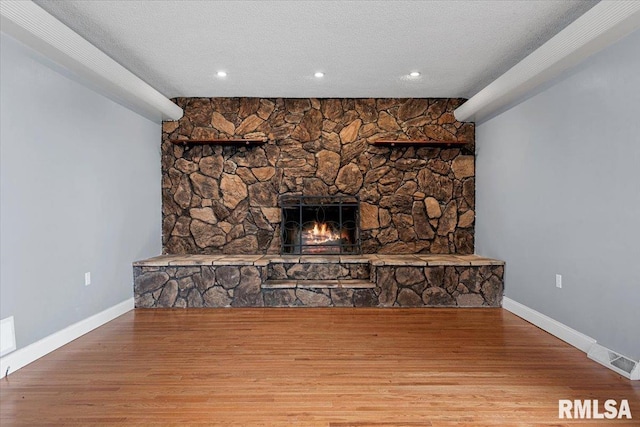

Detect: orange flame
[305,222,340,244]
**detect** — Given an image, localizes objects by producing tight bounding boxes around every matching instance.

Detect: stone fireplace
[161,97,476,255]
[135,97,504,309]
[281,195,360,255]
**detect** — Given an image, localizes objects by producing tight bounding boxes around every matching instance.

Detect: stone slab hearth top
[133,254,504,267]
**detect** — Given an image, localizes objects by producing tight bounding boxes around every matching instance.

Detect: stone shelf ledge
[262,279,376,290]
[133,254,504,268]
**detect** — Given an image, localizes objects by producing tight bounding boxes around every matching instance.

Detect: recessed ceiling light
[217,71,227,77]
[409,71,421,77]
[314,72,325,78]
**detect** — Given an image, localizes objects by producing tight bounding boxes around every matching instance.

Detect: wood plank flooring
[1,308,638,426]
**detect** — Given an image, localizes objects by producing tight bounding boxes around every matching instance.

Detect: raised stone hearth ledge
[133,254,503,267]
[134,255,503,308]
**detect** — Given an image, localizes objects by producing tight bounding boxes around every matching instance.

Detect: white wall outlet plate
[1,316,17,357]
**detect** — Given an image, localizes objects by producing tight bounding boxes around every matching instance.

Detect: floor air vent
[588,343,639,380]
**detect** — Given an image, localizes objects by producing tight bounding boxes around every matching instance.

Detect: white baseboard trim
[0,298,134,378]
[502,296,596,353]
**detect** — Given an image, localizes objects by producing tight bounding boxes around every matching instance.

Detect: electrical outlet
[85,272,91,286]
[1,316,16,357]
[555,274,562,289]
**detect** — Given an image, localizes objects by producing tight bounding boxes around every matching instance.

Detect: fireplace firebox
[280,195,361,254]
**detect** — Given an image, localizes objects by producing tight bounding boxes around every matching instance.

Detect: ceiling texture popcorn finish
[34,0,597,99]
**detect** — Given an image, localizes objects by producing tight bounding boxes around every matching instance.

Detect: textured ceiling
[34,0,598,99]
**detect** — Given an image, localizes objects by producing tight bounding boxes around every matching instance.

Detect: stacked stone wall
[162,98,475,255]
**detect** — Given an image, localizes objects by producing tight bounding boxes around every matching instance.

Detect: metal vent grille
[588,343,639,380]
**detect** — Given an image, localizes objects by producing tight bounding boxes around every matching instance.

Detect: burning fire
[304,222,341,245]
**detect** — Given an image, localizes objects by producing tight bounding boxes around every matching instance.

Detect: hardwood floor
[1,308,638,426]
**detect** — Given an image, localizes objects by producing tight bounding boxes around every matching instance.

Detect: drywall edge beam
[455,1,640,124]
[0,0,183,122]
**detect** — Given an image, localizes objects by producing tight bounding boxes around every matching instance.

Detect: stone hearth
[133,254,504,308]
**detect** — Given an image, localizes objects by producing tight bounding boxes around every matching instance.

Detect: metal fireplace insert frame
[280,195,361,255]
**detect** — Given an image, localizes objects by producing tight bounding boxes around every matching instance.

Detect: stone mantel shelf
[370,140,469,147]
[169,139,267,146]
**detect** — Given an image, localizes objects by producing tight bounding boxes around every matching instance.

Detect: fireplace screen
[280,195,361,254]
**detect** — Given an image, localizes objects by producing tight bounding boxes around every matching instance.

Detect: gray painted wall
[476,29,640,360]
[0,34,162,351]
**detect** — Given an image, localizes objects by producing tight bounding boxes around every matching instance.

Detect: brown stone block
[458,210,475,228]
[257,99,275,120]
[440,148,460,162]
[452,155,475,179]
[355,98,377,123]
[316,150,341,184]
[135,271,169,295]
[398,99,429,121]
[296,289,332,307]
[376,227,398,245]
[360,202,380,230]
[375,267,398,306]
[223,235,258,254]
[303,178,329,196]
[190,220,226,249]
[171,216,191,237]
[248,181,277,207]
[203,286,232,307]
[185,288,204,308]
[173,175,192,209]
[364,166,390,185]
[378,111,400,132]
[339,119,362,143]
[175,158,198,174]
[211,97,239,114]
[263,289,297,307]
[395,267,425,286]
[220,173,248,209]
[404,116,431,128]
[454,229,474,254]
[238,98,260,119]
[210,112,235,135]
[342,139,368,165]
[456,293,484,307]
[395,159,427,171]
[189,207,217,225]
[335,163,363,194]
[298,108,323,141]
[185,98,213,126]
[379,195,413,212]
[163,121,179,133]
[412,201,435,240]
[437,201,458,236]
[321,99,342,121]
[417,168,453,202]
[422,287,455,306]
[165,236,197,254]
[285,99,311,114]
[359,122,378,138]
[190,172,219,199]
[397,288,423,307]
[393,176,416,195]
[426,159,451,176]
[236,114,264,135]
[157,280,178,307]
